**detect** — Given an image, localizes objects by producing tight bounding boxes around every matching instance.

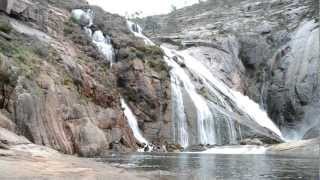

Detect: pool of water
[96,153,319,180]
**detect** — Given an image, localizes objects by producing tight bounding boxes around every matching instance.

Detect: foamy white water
[164,52,216,145]
[176,49,283,138]
[92,30,115,66]
[120,98,148,145]
[200,145,267,154]
[127,21,155,46]
[71,9,115,65]
[171,73,189,147]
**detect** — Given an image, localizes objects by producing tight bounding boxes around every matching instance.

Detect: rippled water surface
[97,153,319,180]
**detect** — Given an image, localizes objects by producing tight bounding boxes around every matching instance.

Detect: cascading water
[165,55,217,146]
[127,21,284,148]
[171,48,283,138]
[120,98,152,152]
[71,9,115,66]
[92,30,115,66]
[127,21,155,46]
[120,98,148,144]
[170,73,189,147]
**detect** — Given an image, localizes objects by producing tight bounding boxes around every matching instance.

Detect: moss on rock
[0,18,12,34]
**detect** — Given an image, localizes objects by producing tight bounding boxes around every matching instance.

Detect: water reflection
[97,153,319,180]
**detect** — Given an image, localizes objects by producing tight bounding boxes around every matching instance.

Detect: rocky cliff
[0,0,172,156]
[141,0,319,140]
[0,0,318,157]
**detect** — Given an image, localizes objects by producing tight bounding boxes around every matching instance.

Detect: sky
[87,0,202,17]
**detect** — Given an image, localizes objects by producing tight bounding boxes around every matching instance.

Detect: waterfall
[71,9,115,65]
[170,48,283,138]
[92,30,115,66]
[127,21,283,147]
[120,98,148,144]
[171,72,189,147]
[120,98,153,152]
[166,55,216,146]
[127,21,155,46]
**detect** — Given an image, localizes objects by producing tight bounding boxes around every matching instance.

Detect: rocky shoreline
[0,138,318,179]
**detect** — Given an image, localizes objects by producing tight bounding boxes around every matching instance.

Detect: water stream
[120,98,149,145]
[127,21,284,149]
[71,9,115,65]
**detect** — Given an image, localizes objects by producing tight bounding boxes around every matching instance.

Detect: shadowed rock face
[142,0,319,138]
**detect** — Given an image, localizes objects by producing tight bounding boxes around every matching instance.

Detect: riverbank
[0,144,152,180]
[0,138,318,179]
[267,138,320,158]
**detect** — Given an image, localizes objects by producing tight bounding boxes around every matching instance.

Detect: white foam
[200,145,267,154]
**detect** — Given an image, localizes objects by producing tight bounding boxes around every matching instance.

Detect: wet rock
[303,123,320,140]
[165,144,183,152]
[267,138,320,158]
[185,145,207,152]
[115,57,172,144]
[142,0,318,136]
[240,138,264,146]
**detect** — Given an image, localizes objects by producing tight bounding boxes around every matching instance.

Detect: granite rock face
[142,0,319,138]
[0,0,173,156]
[0,0,318,158]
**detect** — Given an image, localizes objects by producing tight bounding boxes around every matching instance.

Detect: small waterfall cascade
[127,21,283,148]
[71,9,115,66]
[91,30,115,66]
[127,21,155,46]
[120,98,152,152]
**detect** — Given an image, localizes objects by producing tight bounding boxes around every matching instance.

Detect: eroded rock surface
[142,0,319,138]
[0,0,174,156]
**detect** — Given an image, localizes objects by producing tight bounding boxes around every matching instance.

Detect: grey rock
[0,127,30,146]
[143,0,318,137]
[240,138,264,146]
[73,118,108,157]
[303,123,320,139]
[0,112,15,131]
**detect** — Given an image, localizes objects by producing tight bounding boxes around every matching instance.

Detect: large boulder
[68,118,108,157]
